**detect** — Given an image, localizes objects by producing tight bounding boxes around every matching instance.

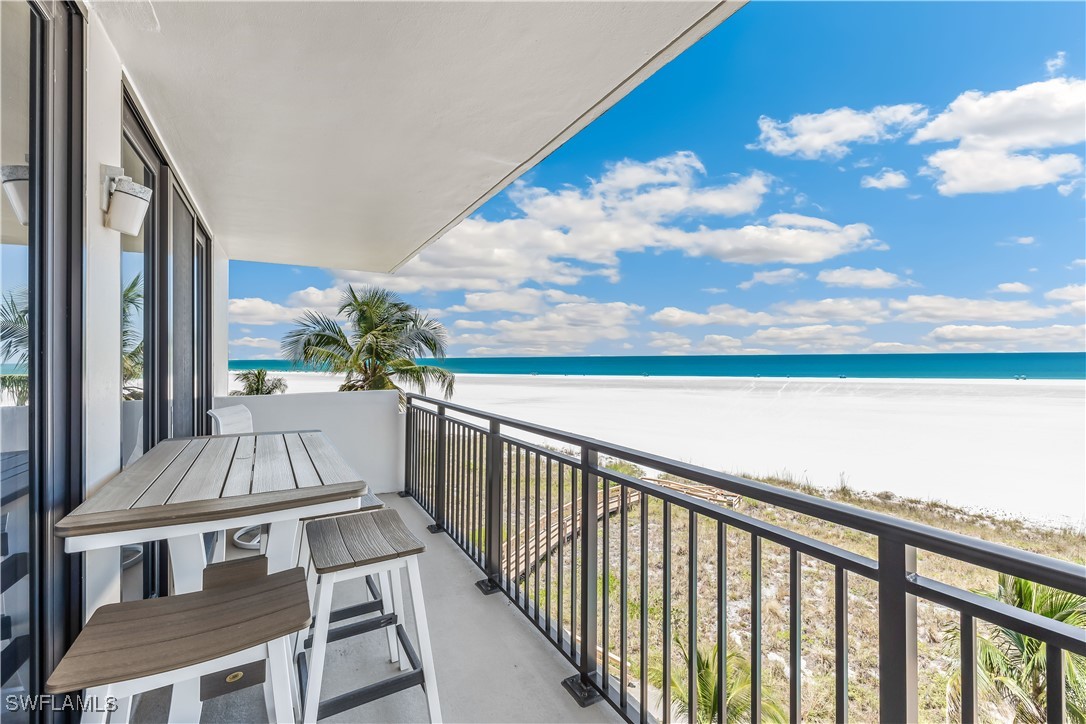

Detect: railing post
[878,538,918,723]
[476,419,503,595]
[427,404,447,533]
[398,401,412,497]
[563,445,602,706]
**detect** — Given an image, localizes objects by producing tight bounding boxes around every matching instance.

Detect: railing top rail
[407,393,1086,595]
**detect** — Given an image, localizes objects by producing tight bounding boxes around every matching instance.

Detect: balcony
[194,390,1086,723]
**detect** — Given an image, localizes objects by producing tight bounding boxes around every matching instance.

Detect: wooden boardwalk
[503,485,640,580]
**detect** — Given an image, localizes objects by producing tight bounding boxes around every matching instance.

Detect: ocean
[228,351,1086,380]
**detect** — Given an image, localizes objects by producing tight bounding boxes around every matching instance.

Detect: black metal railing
[404,394,1086,724]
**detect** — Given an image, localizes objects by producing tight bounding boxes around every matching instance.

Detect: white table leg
[84,547,121,621]
[266,520,301,573]
[166,534,207,722]
[167,534,208,594]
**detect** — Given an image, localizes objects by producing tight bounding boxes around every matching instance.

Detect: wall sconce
[101,164,152,236]
[1,164,30,226]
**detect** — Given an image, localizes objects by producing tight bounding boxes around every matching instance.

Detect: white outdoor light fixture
[1,164,30,226]
[101,164,153,236]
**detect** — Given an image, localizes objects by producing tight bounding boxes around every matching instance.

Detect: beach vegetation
[943,575,1086,722]
[121,274,144,400]
[230,367,288,396]
[648,636,785,723]
[282,285,454,402]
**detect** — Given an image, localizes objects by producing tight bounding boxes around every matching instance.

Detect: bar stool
[300,508,440,723]
[46,566,311,724]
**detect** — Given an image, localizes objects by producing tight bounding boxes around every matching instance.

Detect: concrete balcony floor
[131,494,620,723]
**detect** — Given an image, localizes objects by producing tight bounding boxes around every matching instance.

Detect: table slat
[134,439,209,508]
[168,437,239,504]
[301,432,359,484]
[252,434,294,494]
[221,435,256,498]
[74,439,190,515]
[284,433,321,488]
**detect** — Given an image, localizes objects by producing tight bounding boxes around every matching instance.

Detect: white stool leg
[167,681,202,724]
[389,565,409,671]
[268,636,296,724]
[378,570,398,664]
[81,686,111,724]
[110,694,133,724]
[303,573,335,724]
[296,560,318,660]
[406,556,441,724]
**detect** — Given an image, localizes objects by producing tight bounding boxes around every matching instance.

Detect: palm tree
[230,368,288,396]
[1,288,30,405]
[121,274,144,400]
[945,575,1086,722]
[2,278,144,404]
[282,285,454,402]
[648,636,786,723]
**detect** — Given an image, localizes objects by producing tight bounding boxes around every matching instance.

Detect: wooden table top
[56,430,369,539]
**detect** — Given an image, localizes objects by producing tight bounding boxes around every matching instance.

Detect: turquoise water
[228,352,1086,380]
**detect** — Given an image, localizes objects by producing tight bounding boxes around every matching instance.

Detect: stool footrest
[298,624,424,721]
[305,612,397,648]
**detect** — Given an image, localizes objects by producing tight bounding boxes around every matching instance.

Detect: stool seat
[306,508,425,574]
[46,567,310,694]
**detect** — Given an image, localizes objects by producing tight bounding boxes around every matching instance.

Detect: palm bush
[230,368,288,396]
[121,274,144,400]
[648,636,785,723]
[1,288,30,405]
[282,285,454,402]
[945,574,1086,722]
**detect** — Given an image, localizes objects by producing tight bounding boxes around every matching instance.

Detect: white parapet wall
[212,390,405,494]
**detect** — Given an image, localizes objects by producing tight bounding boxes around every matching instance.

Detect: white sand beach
[238,372,1086,526]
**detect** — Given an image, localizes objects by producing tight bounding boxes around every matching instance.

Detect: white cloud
[648,332,694,353]
[647,332,750,356]
[453,288,590,315]
[335,152,880,293]
[228,297,300,326]
[651,304,776,328]
[927,324,1085,351]
[453,320,487,330]
[890,295,1062,323]
[746,324,871,352]
[652,297,887,327]
[912,77,1086,195]
[994,282,1032,294]
[1045,284,1085,302]
[750,104,929,159]
[864,342,935,353]
[456,301,643,355]
[229,336,280,350]
[1010,236,1036,245]
[1070,259,1086,267]
[1046,51,1067,76]
[817,266,913,289]
[860,168,910,190]
[737,268,806,290]
[772,298,888,324]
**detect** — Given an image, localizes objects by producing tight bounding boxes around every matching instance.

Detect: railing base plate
[474,578,501,596]
[561,675,602,707]
[396,491,410,498]
[426,524,444,534]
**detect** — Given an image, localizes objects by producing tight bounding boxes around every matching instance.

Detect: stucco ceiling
[94,1,742,272]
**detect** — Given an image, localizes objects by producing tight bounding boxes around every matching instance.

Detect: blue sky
[228,1,1086,359]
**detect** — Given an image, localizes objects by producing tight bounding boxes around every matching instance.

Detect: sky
[227,1,1086,360]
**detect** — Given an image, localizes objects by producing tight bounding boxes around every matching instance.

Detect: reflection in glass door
[0,2,36,713]
[120,136,149,468]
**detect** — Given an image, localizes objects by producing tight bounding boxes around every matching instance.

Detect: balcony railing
[403,394,1086,723]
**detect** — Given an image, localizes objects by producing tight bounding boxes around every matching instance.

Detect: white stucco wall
[211,239,229,397]
[81,11,125,618]
[212,391,405,494]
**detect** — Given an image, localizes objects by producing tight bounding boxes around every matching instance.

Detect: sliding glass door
[1,1,83,715]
